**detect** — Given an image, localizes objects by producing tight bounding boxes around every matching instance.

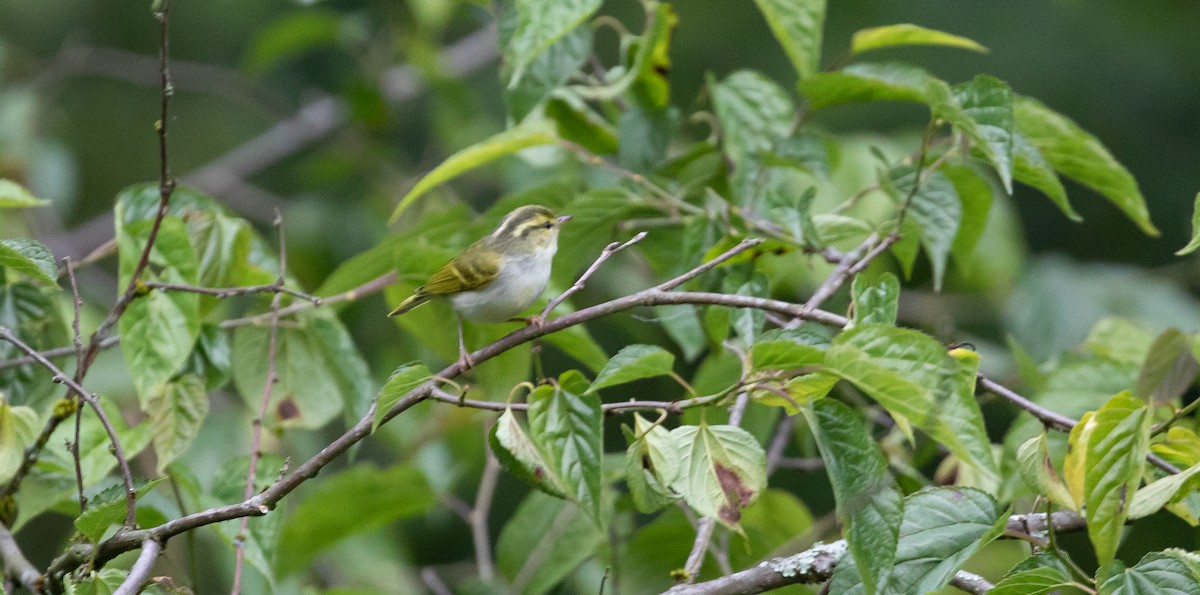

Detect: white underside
[448,243,556,323]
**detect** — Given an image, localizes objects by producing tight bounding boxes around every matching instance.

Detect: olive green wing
[419,240,501,296]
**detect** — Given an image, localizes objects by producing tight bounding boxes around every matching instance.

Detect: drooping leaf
[146,374,208,474]
[1012,132,1078,221]
[886,165,961,291]
[0,239,57,285]
[1097,550,1200,594]
[823,325,1000,486]
[829,487,1007,594]
[529,370,603,524]
[501,0,602,86]
[0,397,38,484]
[276,464,435,576]
[1177,193,1200,255]
[624,414,682,513]
[943,164,994,270]
[800,62,936,111]
[1016,433,1075,510]
[708,70,794,202]
[988,566,1073,595]
[495,491,604,595]
[752,0,826,80]
[388,123,558,222]
[504,25,592,120]
[0,282,68,408]
[1129,461,1200,521]
[802,398,902,595]
[851,272,899,326]
[492,406,567,498]
[587,344,676,393]
[850,24,988,55]
[0,178,49,208]
[950,75,1014,193]
[669,422,767,531]
[372,362,432,430]
[1014,96,1157,236]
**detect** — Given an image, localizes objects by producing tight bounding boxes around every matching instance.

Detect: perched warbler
[388,204,572,368]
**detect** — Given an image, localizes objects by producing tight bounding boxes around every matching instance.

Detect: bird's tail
[388,293,430,317]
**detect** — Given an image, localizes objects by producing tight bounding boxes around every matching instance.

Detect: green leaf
[1016,433,1075,510]
[588,345,676,393]
[0,239,57,285]
[74,479,164,543]
[276,464,435,576]
[1097,550,1200,594]
[0,178,49,208]
[207,455,285,587]
[951,75,1014,193]
[504,25,591,120]
[829,487,1007,594]
[1130,461,1200,520]
[495,491,604,595]
[626,4,678,110]
[989,566,1073,595]
[492,406,567,497]
[1177,193,1200,255]
[800,62,935,111]
[1014,96,1158,236]
[851,272,899,326]
[669,422,767,531]
[0,397,38,484]
[1012,132,1078,221]
[552,188,645,287]
[146,374,208,474]
[850,24,988,55]
[813,213,875,248]
[709,70,794,201]
[823,325,1000,487]
[65,569,126,595]
[177,324,232,392]
[943,165,994,270]
[0,282,68,408]
[372,362,432,431]
[529,370,604,524]
[1070,392,1151,567]
[749,339,824,371]
[752,0,826,80]
[1136,328,1194,400]
[542,322,608,373]
[624,414,681,513]
[802,398,902,595]
[887,166,961,290]
[388,123,558,222]
[242,10,342,73]
[501,0,602,86]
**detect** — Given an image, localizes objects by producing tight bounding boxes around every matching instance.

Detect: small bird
[388,204,571,369]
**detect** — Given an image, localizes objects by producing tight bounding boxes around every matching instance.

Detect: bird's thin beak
[557,215,573,224]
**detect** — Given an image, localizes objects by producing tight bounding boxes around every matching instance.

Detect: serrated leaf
[952,75,1014,193]
[501,0,602,86]
[1012,132,1079,221]
[989,566,1073,595]
[851,24,988,55]
[624,414,681,513]
[749,339,824,371]
[1073,392,1151,567]
[887,165,961,291]
[0,282,68,408]
[1178,193,1200,255]
[800,62,936,111]
[74,479,164,543]
[1016,434,1075,510]
[851,272,899,326]
[1097,550,1200,594]
[276,464,434,576]
[504,25,591,120]
[829,487,1007,594]
[1014,96,1157,236]
[587,345,676,393]
[823,325,1000,487]
[492,406,568,498]
[0,239,57,285]
[388,123,558,222]
[529,370,603,524]
[0,178,48,208]
[753,0,826,80]
[669,422,766,531]
[802,398,902,595]
[372,362,431,431]
[709,70,794,203]
[146,374,208,474]
[0,397,38,484]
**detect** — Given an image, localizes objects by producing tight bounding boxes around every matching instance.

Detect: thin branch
[221,271,397,328]
[143,280,320,304]
[0,337,119,372]
[765,415,798,475]
[428,387,726,414]
[0,523,40,593]
[773,457,826,472]
[801,233,878,314]
[683,391,750,583]
[658,238,764,291]
[470,444,501,581]
[420,567,454,595]
[0,326,138,526]
[231,214,288,595]
[65,257,88,514]
[112,539,162,595]
[541,231,647,319]
[948,570,994,595]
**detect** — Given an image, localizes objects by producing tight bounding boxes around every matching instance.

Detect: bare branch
[470,443,501,581]
[113,539,162,595]
[0,523,40,593]
[658,239,764,291]
[541,231,647,319]
[143,280,320,304]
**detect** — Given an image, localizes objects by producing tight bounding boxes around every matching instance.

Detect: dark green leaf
[1014,96,1157,236]
[803,398,902,595]
[0,239,57,285]
[709,70,794,201]
[588,345,676,393]
[0,282,68,407]
[501,0,602,86]
[529,370,603,524]
[851,24,988,54]
[800,62,935,111]
[495,491,604,595]
[752,0,826,79]
[1012,132,1078,221]
[943,165,994,270]
[146,373,208,474]
[276,464,435,576]
[952,75,1014,193]
[851,272,899,326]
[177,324,232,392]
[887,166,961,290]
[373,362,432,431]
[1097,550,1200,594]
[504,25,591,120]
[74,479,164,543]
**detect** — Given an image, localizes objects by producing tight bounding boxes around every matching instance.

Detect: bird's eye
[542,221,554,229]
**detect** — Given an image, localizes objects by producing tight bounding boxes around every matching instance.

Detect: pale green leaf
[952,75,1014,193]
[0,239,57,285]
[851,272,899,326]
[146,374,208,474]
[1176,193,1200,255]
[1129,461,1200,520]
[943,165,994,270]
[1016,434,1075,510]
[752,0,826,79]
[492,406,568,498]
[990,566,1073,595]
[850,24,988,55]
[1012,132,1079,221]
[588,344,676,393]
[1136,328,1194,401]
[624,414,681,513]
[709,70,794,202]
[372,362,431,431]
[502,0,602,86]
[749,339,824,371]
[1014,96,1157,236]
[0,178,48,208]
[669,422,767,530]
[1079,392,1151,567]
[388,123,558,222]
[496,491,604,595]
[0,398,38,483]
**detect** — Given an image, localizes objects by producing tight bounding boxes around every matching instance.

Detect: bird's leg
[457,318,476,371]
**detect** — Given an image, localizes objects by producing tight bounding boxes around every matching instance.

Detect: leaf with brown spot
[668,422,766,532]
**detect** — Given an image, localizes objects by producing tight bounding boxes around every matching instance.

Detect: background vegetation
[1,0,1200,593]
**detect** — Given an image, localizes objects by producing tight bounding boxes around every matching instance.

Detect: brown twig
[143,280,320,304]
[470,441,501,581]
[540,231,647,319]
[765,415,799,475]
[220,271,397,328]
[231,214,288,595]
[801,233,879,314]
[64,257,87,514]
